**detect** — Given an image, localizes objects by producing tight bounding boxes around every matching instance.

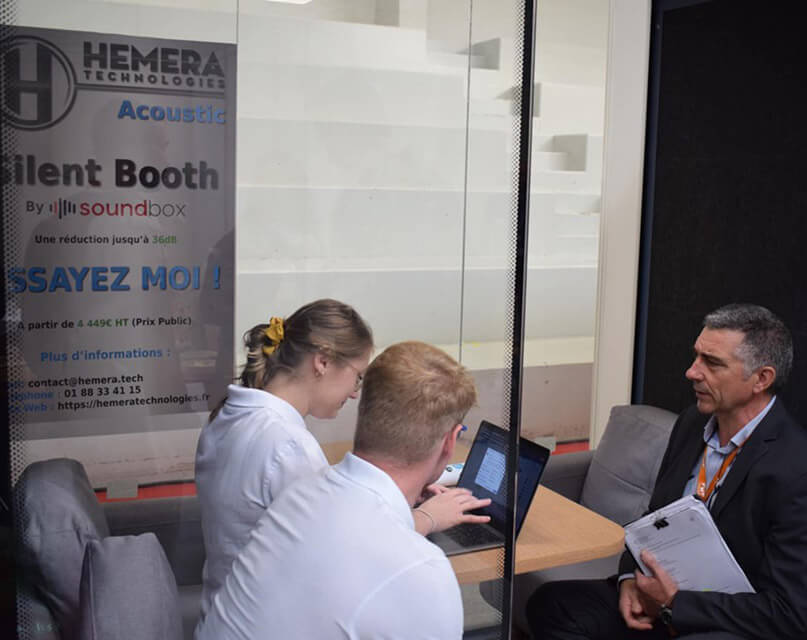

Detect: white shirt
[197,453,464,640]
[194,384,328,623]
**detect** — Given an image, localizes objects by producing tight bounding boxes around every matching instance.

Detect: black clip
[653,517,669,529]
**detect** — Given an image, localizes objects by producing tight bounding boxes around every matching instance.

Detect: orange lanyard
[695,437,748,502]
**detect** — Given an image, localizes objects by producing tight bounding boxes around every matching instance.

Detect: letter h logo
[1,35,77,130]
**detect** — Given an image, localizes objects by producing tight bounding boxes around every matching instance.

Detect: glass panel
[460,1,609,636]
[461,0,529,635]
[233,2,505,636]
[234,0,469,445]
[522,0,608,452]
[2,1,237,637]
[2,0,533,637]
[4,0,238,478]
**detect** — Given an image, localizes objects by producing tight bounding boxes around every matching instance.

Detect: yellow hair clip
[262,317,285,356]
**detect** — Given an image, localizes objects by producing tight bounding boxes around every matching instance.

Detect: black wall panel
[636,0,807,424]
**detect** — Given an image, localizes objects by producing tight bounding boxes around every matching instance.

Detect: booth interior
[6,0,613,638]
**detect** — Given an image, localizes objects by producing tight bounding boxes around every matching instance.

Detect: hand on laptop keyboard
[413,486,491,535]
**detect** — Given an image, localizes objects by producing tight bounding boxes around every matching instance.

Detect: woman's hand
[413,486,491,535]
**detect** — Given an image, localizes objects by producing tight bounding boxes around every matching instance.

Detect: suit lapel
[709,400,781,519]
[657,410,709,507]
[668,432,706,503]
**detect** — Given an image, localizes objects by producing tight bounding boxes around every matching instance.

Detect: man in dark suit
[527,304,807,639]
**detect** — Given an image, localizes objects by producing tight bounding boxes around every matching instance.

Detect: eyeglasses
[341,360,364,391]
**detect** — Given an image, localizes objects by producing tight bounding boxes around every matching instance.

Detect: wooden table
[321,441,624,585]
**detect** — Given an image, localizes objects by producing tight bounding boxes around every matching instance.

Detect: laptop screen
[457,421,550,534]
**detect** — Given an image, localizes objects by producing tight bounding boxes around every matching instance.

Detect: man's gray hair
[704,304,793,392]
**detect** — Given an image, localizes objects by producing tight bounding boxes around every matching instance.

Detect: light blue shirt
[682,395,776,508]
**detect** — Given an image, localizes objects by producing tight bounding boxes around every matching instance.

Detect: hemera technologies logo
[1,36,77,130]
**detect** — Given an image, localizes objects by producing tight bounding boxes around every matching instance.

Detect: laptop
[427,420,550,556]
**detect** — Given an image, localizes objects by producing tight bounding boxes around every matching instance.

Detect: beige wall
[590,0,651,445]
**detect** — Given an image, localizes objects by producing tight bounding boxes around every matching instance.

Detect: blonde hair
[211,299,373,419]
[354,341,477,465]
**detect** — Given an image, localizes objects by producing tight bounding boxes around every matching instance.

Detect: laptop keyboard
[443,523,502,547]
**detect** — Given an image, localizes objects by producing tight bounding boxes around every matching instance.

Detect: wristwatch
[659,603,676,636]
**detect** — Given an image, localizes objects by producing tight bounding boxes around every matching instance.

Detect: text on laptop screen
[475,449,505,493]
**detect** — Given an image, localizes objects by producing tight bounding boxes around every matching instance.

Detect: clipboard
[624,495,754,594]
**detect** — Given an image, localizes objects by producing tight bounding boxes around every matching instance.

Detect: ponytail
[209,299,373,421]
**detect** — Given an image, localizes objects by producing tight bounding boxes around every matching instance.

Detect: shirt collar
[702,395,776,453]
[334,452,415,529]
[224,384,305,428]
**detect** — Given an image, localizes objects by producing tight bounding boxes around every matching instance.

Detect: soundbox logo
[0,36,78,131]
[49,199,78,219]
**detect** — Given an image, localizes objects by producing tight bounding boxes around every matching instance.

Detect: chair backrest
[78,533,182,640]
[103,495,204,586]
[580,405,677,525]
[15,458,110,639]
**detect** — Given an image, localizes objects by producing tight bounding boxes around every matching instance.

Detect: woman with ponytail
[195,299,373,622]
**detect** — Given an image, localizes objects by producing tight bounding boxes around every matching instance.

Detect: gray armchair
[15,458,110,640]
[14,458,204,640]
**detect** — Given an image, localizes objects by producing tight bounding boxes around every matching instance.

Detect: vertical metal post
[502,0,536,636]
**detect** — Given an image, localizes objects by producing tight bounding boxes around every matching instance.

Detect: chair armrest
[540,450,594,503]
[103,496,204,586]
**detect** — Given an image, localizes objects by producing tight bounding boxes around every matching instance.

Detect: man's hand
[412,486,491,535]
[618,578,655,630]
[421,483,449,498]
[634,550,679,617]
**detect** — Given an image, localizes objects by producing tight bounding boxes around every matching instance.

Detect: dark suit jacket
[618,399,807,639]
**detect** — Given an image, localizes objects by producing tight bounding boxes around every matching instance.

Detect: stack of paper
[624,495,754,594]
